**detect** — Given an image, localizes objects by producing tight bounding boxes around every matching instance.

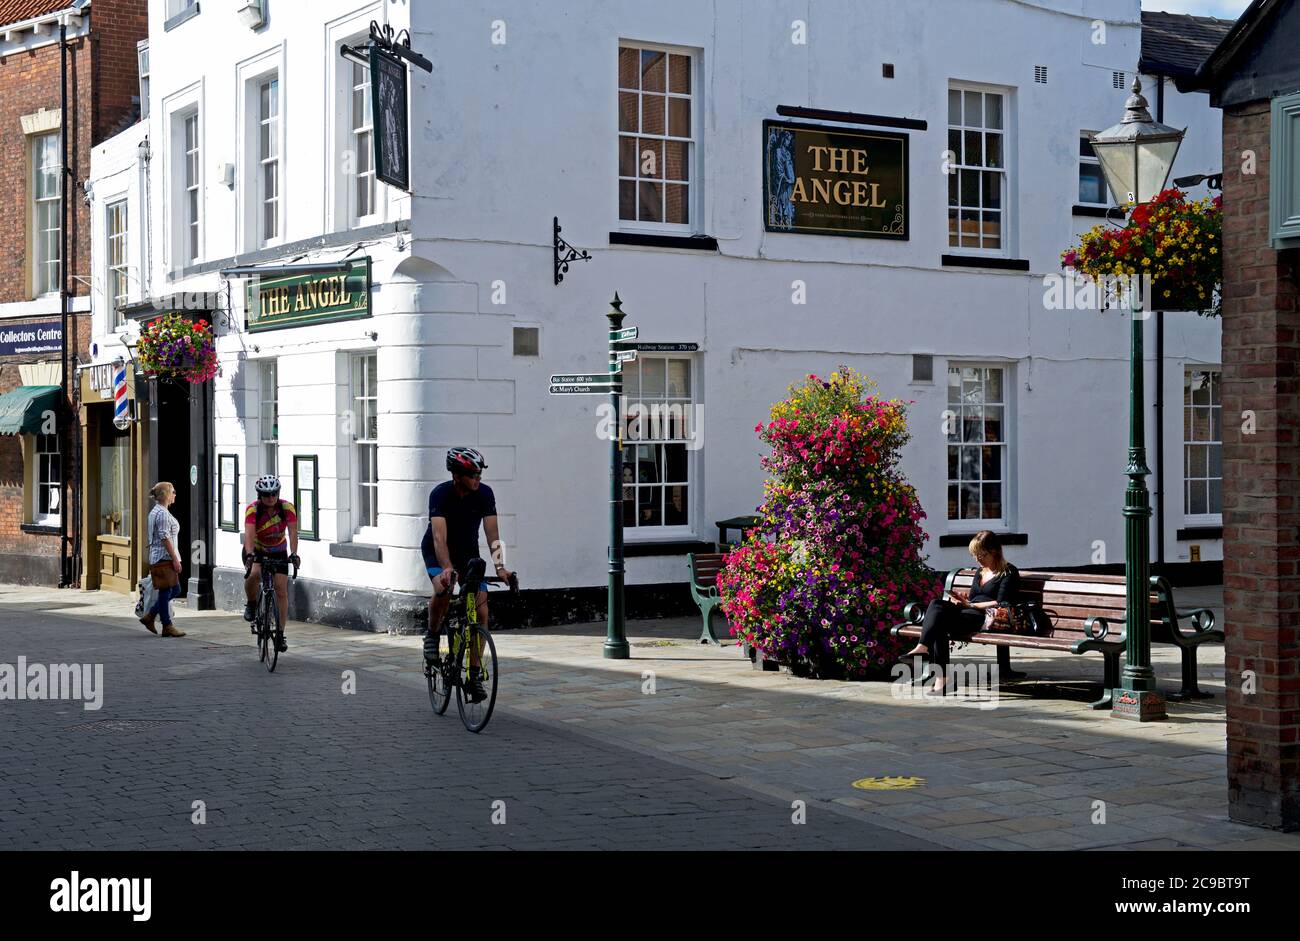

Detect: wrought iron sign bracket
[554,217,592,285]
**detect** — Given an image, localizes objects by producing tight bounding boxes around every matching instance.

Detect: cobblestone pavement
[0,592,933,850]
[2,583,1297,851]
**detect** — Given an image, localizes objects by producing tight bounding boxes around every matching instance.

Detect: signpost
[547,294,637,658]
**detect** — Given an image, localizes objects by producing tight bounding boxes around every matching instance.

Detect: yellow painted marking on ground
[852,775,926,790]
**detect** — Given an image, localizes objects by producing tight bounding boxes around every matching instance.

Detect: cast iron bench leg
[698,601,722,646]
[1089,651,1118,710]
[1167,645,1214,700]
[997,646,1026,680]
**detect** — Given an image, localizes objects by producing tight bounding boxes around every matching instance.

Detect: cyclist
[241,474,300,653]
[422,447,513,702]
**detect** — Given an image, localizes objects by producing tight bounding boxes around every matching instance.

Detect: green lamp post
[604,294,630,659]
[1089,77,1184,721]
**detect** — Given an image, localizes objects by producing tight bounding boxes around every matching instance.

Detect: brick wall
[1220,100,1300,831]
[92,0,148,143]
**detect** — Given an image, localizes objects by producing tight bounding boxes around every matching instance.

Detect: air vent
[513,326,539,356]
[1034,65,1048,84]
[912,354,934,383]
[882,63,894,79]
[1113,71,1126,89]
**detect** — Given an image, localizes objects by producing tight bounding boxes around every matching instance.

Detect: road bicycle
[245,552,298,673]
[425,556,517,733]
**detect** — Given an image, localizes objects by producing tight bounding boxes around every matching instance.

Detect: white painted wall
[87,0,1224,605]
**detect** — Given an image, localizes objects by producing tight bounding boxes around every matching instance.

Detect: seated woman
[904,530,1019,693]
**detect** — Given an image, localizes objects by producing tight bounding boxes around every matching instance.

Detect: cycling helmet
[254,474,281,495]
[446,447,488,476]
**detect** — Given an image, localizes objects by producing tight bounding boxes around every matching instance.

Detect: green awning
[0,385,60,436]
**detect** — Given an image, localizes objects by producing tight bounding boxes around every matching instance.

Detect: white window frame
[260,359,278,478]
[1078,131,1107,207]
[167,0,197,18]
[621,354,700,541]
[351,351,379,537]
[1183,367,1222,524]
[326,5,385,233]
[617,41,701,234]
[236,47,285,252]
[163,82,203,273]
[106,199,129,330]
[945,362,1012,530]
[349,57,376,226]
[256,74,281,247]
[947,81,1013,257]
[137,41,150,119]
[31,131,61,297]
[33,432,61,527]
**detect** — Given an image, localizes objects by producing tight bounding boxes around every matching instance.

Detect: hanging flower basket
[135,314,218,384]
[1061,188,1222,317]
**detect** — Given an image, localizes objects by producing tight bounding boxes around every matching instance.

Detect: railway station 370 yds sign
[763,119,908,239]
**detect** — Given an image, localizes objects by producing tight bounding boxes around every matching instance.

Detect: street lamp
[1090,77,1185,722]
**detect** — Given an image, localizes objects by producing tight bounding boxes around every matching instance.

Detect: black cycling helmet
[446,446,487,476]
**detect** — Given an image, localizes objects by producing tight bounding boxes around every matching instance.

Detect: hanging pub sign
[370,43,409,191]
[246,258,372,333]
[763,119,909,239]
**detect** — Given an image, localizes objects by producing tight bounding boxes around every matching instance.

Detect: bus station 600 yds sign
[763,119,908,239]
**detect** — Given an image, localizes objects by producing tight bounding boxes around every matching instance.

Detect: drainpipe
[1154,73,1166,571]
[58,21,70,587]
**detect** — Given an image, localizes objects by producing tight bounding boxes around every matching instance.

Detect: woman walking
[904,530,1018,692]
[140,481,186,638]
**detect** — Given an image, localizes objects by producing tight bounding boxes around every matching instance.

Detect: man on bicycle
[422,447,512,702]
[242,475,300,653]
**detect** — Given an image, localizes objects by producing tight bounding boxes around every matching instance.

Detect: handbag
[150,560,179,590]
[135,577,155,618]
[985,602,1056,637]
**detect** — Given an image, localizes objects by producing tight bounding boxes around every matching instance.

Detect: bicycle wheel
[256,595,269,663]
[262,592,280,673]
[455,623,498,733]
[426,632,453,716]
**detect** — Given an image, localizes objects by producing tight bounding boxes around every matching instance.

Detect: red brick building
[0,0,147,586]
[1183,0,1300,830]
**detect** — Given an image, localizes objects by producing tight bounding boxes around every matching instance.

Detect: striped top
[147,504,180,566]
[244,499,297,551]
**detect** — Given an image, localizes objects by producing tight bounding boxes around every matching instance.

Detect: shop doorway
[154,378,193,595]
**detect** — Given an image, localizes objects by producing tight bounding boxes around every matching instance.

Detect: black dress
[917,565,1020,663]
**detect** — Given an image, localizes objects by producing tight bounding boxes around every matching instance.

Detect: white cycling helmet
[254,474,281,495]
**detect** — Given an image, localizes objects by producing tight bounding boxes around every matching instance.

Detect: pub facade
[87,0,1227,629]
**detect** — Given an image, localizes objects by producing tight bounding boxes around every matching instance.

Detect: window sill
[1073,204,1114,218]
[329,542,382,563]
[624,539,716,557]
[164,3,200,31]
[1176,525,1222,540]
[941,255,1030,272]
[609,232,719,252]
[939,532,1028,548]
[20,523,61,536]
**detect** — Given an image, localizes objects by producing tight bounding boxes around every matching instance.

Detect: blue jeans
[150,584,180,626]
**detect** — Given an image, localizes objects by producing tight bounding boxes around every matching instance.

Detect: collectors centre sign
[0,318,62,356]
[763,119,908,239]
[246,258,372,333]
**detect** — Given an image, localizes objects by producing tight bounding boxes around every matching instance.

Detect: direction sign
[610,349,637,363]
[633,342,699,352]
[610,326,638,342]
[550,383,619,395]
[550,373,613,385]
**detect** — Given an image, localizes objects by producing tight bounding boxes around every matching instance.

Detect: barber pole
[112,360,129,430]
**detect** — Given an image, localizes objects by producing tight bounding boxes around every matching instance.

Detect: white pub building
[83,0,1227,630]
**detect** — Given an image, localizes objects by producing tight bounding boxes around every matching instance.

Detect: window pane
[642,94,665,135]
[1208,443,1222,479]
[669,54,691,94]
[982,171,1001,209]
[985,368,1003,402]
[637,138,663,178]
[984,405,1004,442]
[638,485,663,526]
[985,133,1003,168]
[668,96,690,137]
[665,140,689,181]
[948,170,958,207]
[964,130,983,168]
[618,47,639,89]
[947,483,959,519]
[665,486,688,525]
[665,184,689,224]
[963,90,982,127]
[960,209,980,247]
[641,50,665,92]
[948,128,961,164]
[982,483,1003,520]
[982,212,1001,248]
[961,483,980,520]
[619,92,638,133]
[985,95,1003,129]
[637,181,663,222]
[1079,163,1105,204]
[1189,481,1207,515]
[947,89,961,125]
[962,411,982,443]
[1208,477,1222,513]
[666,359,690,396]
[619,180,636,220]
[664,443,687,482]
[981,445,1000,481]
[960,446,980,480]
[641,359,666,398]
[960,170,979,208]
[947,448,958,478]
[619,136,637,177]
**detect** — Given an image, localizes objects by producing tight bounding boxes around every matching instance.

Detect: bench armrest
[901,602,926,625]
[1172,606,1217,638]
[1081,614,1113,642]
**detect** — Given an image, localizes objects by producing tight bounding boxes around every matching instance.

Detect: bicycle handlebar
[244,553,299,580]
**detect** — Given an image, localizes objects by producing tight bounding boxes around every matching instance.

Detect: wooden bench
[687,552,727,646]
[1150,575,1223,700]
[892,569,1135,709]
